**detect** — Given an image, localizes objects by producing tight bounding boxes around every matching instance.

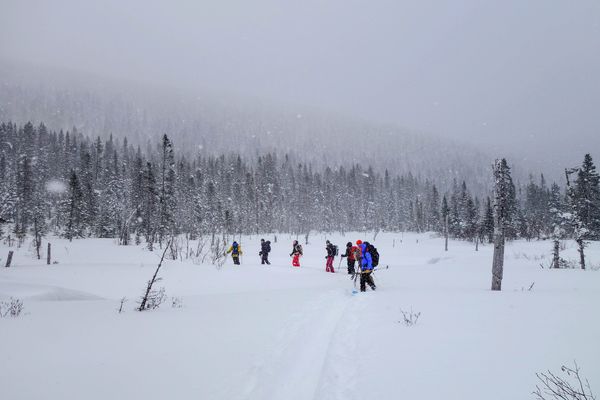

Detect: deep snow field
[0,232,598,400]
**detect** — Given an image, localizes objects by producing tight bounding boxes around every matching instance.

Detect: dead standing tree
[138,237,172,311]
[491,159,514,291]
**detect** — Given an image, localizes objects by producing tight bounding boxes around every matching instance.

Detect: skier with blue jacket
[357,240,376,292]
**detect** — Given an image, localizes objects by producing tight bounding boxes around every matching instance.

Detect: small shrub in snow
[588,262,600,272]
[399,308,421,327]
[171,296,183,308]
[211,237,227,269]
[543,258,583,269]
[521,282,535,292]
[169,237,183,261]
[192,236,209,264]
[533,361,596,400]
[144,287,166,310]
[515,252,546,262]
[0,298,24,318]
[561,259,579,269]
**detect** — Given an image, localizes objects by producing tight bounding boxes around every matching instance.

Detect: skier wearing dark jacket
[364,241,379,268]
[260,238,271,265]
[325,240,336,273]
[341,241,357,275]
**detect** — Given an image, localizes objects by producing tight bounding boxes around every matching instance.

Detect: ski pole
[352,264,361,290]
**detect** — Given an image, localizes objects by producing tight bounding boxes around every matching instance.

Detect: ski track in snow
[1,233,599,400]
[241,288,359,400]
[313,292,365,400]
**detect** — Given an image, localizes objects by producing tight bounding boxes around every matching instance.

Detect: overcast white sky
[1,0,599,169]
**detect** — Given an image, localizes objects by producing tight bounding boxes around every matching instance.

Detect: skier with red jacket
[341,241,358,275]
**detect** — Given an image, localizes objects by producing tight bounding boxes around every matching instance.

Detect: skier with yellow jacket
[226,241,243,265]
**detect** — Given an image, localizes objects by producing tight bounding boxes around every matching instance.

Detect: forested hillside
[0,63,496,194]
[1,121,598,252]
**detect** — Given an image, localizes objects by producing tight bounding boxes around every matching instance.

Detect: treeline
[0,121,598,252]
[0,77,494,195]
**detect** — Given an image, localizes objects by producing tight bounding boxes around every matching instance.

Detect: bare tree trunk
[5,251,14,268]
[35,234,41,259]
[576,238,586,270]
[138,237,172,311]
[47,243,51,265]
[491,227,504,291]
[186,234,190,259]
[444,214,449,252]
[552,239,560,269]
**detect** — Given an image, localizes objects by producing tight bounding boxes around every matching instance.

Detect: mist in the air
[1,0,599,172]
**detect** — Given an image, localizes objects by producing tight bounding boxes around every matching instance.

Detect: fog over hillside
[0,61,505,194]
[2,0,598,181]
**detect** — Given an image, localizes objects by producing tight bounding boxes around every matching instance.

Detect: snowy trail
[1,233,599,400]
[241,288,357,400]
[313,292,366,400]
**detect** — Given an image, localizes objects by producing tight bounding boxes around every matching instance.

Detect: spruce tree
[64,171,83,241]
[441,195,450,251]
[158,134,176,245]
[548,183,566,268]
[142,162,158,249]
[14,154,34,243]
[482,197,494,243]
[573,154,600,240]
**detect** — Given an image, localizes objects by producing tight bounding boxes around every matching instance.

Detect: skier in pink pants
[325,240,337,273]
[290,240,303,267]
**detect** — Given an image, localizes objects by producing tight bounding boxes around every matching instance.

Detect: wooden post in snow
[47,243,51,265]
[5,251,14,268]
[444,214,449,252]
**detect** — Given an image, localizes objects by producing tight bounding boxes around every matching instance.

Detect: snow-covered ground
[1,233,598,400]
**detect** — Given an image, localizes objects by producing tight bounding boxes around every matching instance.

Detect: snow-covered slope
[1,233,598,400]
[0,62,498,193]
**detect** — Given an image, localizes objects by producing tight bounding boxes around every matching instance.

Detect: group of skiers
[225,237,379,292]
[341,240,378,292]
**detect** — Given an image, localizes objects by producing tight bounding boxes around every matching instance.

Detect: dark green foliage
[572,154,600,240]
[0,121,598,245]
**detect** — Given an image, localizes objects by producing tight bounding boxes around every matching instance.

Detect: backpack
[367,244,379,267]
[266,242,271,253]
[353,246,362,261]
[332,245,339,256]
[297,244,303,255]
[232,243,239,255]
